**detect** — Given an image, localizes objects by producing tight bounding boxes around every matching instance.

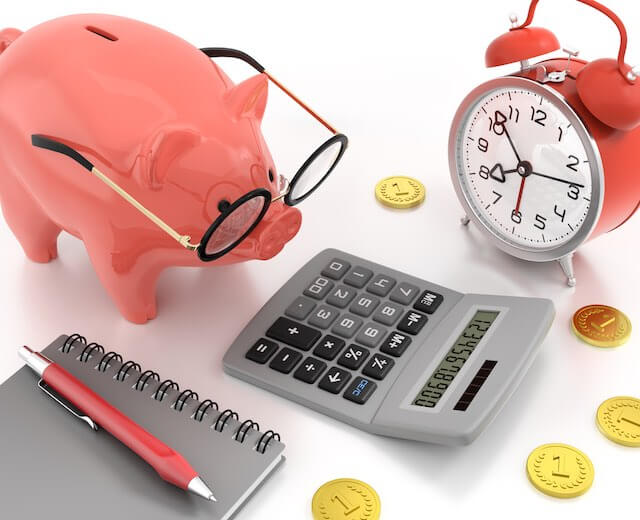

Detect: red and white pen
[18,346,216,502]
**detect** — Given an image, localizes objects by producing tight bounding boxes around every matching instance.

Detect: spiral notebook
[0,334,285,520]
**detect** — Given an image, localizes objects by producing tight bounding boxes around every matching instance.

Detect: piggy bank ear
[225,74,269,122]
[136,126,201,190]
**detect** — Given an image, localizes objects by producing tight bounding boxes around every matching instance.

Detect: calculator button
[293,357,327,384]
[267,317,321,351]
[343,266,374,288]
[285,296,316,320]
[343,377,377,405]
[308,305,340,329]
[349,294,380,317]
[366,275,396,297]
[362,354,394,380]
[331,314,363,339]
[313,335,346,361]
[337,345,370,370]
[318,367,352,394]
[326,285,357,308]
[268,347,302,374]
[321,259,351,280]
[246,338,279,364]
[389,282,420,305]
[355,323,387,348]
[397,310,428,335]
[303,277,334,300]
[414,289,444,314]
[372,302,403,326]
[380,331,412,357]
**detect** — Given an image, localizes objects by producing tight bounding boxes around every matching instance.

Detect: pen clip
[38,379,99,431]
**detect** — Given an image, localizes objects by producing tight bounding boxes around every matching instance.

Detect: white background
[1,1,638,518]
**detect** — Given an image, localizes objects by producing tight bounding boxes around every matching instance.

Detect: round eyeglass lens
[204,195,267,256]
[289,138,344,202]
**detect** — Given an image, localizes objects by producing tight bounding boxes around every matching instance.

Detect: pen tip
[188,476,217,502]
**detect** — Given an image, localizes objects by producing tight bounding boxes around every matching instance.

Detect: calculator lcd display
[412,310,500,408]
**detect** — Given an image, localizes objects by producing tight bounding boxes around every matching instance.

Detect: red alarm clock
[449,0,640,286]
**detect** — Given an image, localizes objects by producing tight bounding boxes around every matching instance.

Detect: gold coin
[526,443,594,498]
[312,478,380,520]
[571,304,632,348]
[596,396,640,447]
[375,175,425,209]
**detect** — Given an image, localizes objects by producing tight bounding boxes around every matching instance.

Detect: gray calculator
[224,249,554,445]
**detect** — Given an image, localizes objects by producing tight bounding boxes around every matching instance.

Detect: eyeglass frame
[30,47,348,261]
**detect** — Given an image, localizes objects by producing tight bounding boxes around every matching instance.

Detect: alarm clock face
[450,77,604,262]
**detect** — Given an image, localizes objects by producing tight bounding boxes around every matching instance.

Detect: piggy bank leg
[0,174,61,262]
[82,234,162,324]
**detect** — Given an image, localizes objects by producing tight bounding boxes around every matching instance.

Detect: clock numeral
[554,205,567,222]
[478,138,489,153]
[508,105,520,123]
[566,155,580,172]
[491,110,507,136]
[530,106,547,127]
[534,214,547,230]
[492,190,503,205]
[567,184,580,200]
[558,126,564,142]
[479,165,490,179]
[511,210,522,224]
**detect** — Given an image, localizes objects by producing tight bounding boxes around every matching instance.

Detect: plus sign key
[294,357,327,384]
[267,317,321,351]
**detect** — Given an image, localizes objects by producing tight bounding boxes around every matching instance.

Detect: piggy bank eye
[268,169,274,182]
[218,199,231,213]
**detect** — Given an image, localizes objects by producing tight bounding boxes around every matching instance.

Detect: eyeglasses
[31,48,348,261]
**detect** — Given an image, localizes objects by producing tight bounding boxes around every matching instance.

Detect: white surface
[0,1,638,518]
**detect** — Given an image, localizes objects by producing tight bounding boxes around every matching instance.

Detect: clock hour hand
[530,171,585,188]
[489,163,517,183]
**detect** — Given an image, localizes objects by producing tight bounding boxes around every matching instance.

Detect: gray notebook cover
[0,335,285,520]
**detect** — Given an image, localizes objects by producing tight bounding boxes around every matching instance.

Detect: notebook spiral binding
[60,333,281,454]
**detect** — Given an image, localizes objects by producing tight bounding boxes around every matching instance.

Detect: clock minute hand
[530,171,585,188]
[494,112,522,164]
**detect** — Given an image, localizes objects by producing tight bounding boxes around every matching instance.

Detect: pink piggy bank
[0,15,347,323]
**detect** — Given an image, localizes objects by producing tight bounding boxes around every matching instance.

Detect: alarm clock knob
[576,58,640,131]
[628,66,639,82]
[509,13,519,28]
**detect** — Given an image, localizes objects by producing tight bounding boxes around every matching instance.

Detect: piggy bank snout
[252,206,302,260]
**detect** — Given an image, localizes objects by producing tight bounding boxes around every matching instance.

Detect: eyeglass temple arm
[30,135,200,251]
[200,47,339,134]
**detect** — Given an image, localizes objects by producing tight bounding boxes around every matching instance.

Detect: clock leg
[558,254,576,287]
[460,215,471,226]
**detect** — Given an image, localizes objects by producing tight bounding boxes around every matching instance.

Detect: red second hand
[514,176,527,214]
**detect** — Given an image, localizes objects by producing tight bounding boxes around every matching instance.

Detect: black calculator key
[366,275,396,297]
[321,259,351,280]
[343,266,373,288]
[326,285,357,308]
[268,347,302,374]
[246,338,279,364]
[303,276,334,300]
[267,317,321,351]
[343,377,377,405]
[318,367,352,394]
[293,357,327,384]
[362,353,395,380]
[313,335,346,361]
[414,289,444,314]
[337,345,370,370]
[285,296,316,320]
[380,331,412,357]
[397,310,428,335]
[349,294,380,317]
